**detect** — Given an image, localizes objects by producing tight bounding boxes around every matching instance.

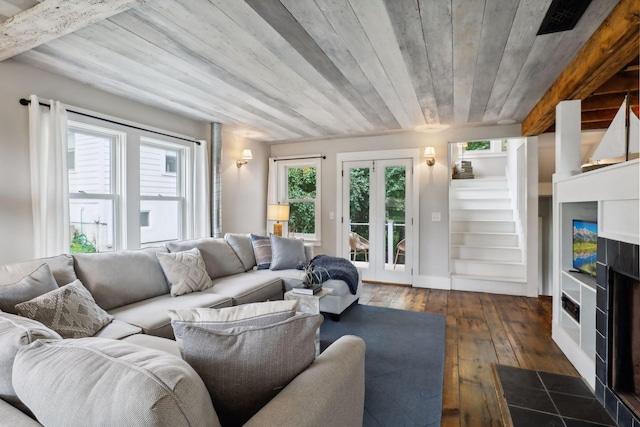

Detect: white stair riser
[450,179,507,189]
[450,209,513,221]
[451,246,522,262]
[451,278,527,295]
[451,232,519,247]
[451,260,525,278]
[451,221,516,233]
[450,188,510,199]
[450,199,512,210]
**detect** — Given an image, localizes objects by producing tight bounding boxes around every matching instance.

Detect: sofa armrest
[0,399,41,427]
[244,335,365,427]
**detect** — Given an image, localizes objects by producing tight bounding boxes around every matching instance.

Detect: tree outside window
[286,166,316,235]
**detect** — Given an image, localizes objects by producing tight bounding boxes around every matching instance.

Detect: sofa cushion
[167,238,245,279]
[181,313,322,426]
[12,338,220,427]
[224,233,256,271]
[168,301,298,352]
[0,399,41,427]
[157,248,213,297]
[204,270,284,305]
[16,280,114,339]
[0,254,76,288]
[269,235,307,271]
[73,247,170,311]
[109,291,233,339]
[249,234,272,270]
[0,264,59,314]
[122,334,181,358]
[0,312,61,409]
[93,319,142,340]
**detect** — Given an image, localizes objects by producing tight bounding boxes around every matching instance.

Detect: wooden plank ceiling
[0,0,627,142]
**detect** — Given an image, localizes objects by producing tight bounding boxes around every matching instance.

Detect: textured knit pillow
[249,234,272,270]
[0,264,58,314]
[181,313,322,427]
[269,235,307,270]
[15,280,113,338]
[168,300,298,352]
[156,248,213,297]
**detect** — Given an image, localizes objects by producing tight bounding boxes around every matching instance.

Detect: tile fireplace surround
[596,236,640,427]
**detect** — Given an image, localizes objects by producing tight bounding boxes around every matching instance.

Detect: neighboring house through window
[67,117,195,253]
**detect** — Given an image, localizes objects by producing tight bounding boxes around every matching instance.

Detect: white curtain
[266,157,278,235]
[28,95,70,257]
[193,139,211,238]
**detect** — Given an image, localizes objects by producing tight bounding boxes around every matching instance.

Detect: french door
[341,158,413,284]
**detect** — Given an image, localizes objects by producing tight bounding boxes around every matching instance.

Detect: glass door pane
[348,165,371,270]
[383,165,407,271]
[342,158,412,284]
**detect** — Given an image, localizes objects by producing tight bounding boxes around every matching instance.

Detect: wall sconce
[267,203,290,237]
[424,147,436,166]
[236,149,253,168]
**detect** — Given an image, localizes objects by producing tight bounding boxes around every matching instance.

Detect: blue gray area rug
[320,304,446,427]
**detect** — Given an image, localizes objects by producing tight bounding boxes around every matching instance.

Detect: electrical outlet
[432,212,441,222]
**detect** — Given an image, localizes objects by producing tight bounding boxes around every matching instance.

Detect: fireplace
[610,270,640,417]
[595,237,640,426]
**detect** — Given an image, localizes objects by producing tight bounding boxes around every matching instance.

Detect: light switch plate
[432,212,441,222]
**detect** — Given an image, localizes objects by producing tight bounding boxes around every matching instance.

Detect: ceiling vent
[537,0,593,35]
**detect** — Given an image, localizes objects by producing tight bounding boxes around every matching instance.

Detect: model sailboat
[582,96,640,172]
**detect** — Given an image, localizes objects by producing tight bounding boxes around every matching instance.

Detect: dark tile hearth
[494,364,615,427]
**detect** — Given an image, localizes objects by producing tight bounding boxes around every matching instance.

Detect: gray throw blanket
[308,255,359,295]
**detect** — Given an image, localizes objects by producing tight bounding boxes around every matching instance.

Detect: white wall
[270,125,521,282]
[0,59,264,264]
[220,129,269,235]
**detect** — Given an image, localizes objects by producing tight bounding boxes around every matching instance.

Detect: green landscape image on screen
[573,220,597,276]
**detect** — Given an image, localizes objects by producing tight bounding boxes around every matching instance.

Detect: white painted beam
[0,0,146,61]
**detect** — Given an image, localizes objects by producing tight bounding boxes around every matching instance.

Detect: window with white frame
[140,140,187,246]
[276,158,321,242]
[68,123,122,253]
[67,117,196,253]
[459,139,507,158]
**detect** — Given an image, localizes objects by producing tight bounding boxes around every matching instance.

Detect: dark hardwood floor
[358,283,579,427]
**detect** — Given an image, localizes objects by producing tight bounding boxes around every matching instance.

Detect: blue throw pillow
[249,234,272,270]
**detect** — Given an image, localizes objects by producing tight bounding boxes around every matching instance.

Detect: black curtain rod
[273,155,326,162]
[20,98,201,145]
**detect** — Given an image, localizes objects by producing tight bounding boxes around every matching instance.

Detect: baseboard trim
[413,275,451,290]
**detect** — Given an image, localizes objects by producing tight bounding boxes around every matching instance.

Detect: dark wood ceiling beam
[591,71,639,95]
[521,0,640,136]
[582,91,639,111]
[581,109,619,123]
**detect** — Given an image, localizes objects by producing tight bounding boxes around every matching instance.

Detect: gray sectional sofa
[0,233,365,426]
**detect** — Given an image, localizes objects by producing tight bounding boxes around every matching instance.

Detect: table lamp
[267,204,290,237]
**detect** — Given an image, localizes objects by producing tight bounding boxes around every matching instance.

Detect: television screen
[573,220,598,277]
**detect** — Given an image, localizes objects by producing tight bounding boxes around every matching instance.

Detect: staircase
[449,177,526,294]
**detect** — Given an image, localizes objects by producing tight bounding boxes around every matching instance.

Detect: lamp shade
[241,149,253,160]
[267,204,290,222]
[424,146,436,157]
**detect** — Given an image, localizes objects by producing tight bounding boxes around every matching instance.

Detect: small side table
[285,288,332,356]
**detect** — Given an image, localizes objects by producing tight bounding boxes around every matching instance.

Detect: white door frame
[336,149,421,285]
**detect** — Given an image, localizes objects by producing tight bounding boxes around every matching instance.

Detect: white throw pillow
[157,248,213,297]
[168,300,298,352]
